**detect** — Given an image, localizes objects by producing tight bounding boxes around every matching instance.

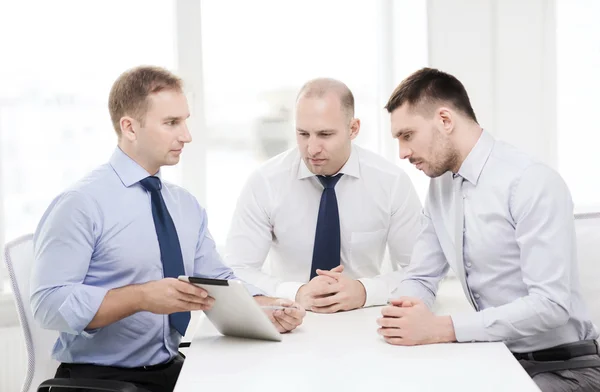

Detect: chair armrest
[37,377,139,392]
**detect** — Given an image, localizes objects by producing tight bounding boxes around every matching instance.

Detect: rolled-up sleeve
[31,191,108,337]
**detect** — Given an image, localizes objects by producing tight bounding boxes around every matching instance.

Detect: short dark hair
[108,66,183,136]
[385,67,478,123]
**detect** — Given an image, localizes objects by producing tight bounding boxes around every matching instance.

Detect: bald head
[296,78,355,120]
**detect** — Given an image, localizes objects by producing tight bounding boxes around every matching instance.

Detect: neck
[450,124,483,173]
[118,142,160,176]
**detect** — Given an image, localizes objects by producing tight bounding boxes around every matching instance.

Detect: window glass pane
[557,0,600,208]
[201,0,392,244]
[0,0,178,245]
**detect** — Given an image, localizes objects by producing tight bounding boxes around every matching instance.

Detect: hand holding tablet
[178,276,305,341]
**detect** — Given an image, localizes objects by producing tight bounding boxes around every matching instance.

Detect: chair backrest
[4,234,59,392]
[574,212,600,329]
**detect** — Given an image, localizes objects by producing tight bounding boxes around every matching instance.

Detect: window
[200,0,428,244]
[556,0,600,209]
[0,0,178,292]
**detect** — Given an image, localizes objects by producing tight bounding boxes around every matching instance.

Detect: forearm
[451,294,570,343]
[87,284,145,329]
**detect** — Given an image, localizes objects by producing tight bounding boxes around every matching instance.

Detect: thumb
[331,265,344,273]
[275,298,294,308]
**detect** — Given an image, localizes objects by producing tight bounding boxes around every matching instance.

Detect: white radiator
[0,326,27,392]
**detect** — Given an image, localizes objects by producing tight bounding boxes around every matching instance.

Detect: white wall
[427,0,557,168]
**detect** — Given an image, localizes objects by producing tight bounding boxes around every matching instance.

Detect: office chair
[4,234,138,392]
[574,212,600,328]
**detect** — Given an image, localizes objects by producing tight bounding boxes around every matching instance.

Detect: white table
[175,306,540,392]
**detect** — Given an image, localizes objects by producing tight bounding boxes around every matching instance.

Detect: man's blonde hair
[108,66,183,136]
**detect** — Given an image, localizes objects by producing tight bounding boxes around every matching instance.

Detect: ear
[437,107,454,135]
[349,118,361,140]
[120,116,138,142]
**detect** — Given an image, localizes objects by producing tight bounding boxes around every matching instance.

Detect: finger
[331,265,344,273]
[311,283,342,297]
[180,292,215,306]
[177,299,212,311]
[274,310,301,329]
[378,327,404,338]
[316,269,342,279]
[274,298,294,308]
[389,296,420,307]
[376,317,402,328]
[270,313,288,333]
[384,337,408,346]
[283,306,305,321]
[311,304,341,313]
[175,280,209,298]
[381,305,408,318]
[316,275,338,285]
[312,292,343,308]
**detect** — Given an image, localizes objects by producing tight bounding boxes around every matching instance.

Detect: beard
[423,129,459,178]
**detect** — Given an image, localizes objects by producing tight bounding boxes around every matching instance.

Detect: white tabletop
[175,306,540,392]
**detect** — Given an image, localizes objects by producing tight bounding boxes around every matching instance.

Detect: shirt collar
[455,130,495,185]
[109,147,161,188]
[297,144,360,180]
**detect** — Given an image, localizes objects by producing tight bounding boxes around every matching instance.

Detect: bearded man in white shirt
[224,78,422,313]
[376,67,600,392]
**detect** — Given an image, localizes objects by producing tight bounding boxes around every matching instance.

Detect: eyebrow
[163,114,191,122]
[394,128,413,138]
[296,128,337,133]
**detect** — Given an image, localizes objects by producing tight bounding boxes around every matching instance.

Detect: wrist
[295,284,307,302]
[254,295,277,306]
[136,283,149,312]
[435,315,457,343]
[354,280,367,308]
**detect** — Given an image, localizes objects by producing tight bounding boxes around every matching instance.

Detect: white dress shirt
[225,144,422,307]
[398,130,598,352]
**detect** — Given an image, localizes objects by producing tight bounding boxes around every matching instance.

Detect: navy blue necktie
[140,176,190,336]
[310,174,343,279]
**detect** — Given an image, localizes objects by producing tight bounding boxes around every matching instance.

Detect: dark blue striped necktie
[310,173,343,279]
[140,176,190,336]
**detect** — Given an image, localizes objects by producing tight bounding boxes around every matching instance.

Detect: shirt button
[463,227,466,233]
[473,293,481,299]
[463,194,467,199]
[466,262,472,268]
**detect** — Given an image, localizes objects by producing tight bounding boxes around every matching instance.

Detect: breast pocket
[349,229,387,273]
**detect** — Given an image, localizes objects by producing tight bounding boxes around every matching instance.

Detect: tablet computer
[178,276,282,342]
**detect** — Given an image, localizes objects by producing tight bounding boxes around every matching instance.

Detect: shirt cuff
[275,281,305,301]
[245,283,267,297]
[58,285,109,337]
[358,277,390,307]
[451,311,494,342]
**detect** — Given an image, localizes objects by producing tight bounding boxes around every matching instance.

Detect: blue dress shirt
[31,147,262,367]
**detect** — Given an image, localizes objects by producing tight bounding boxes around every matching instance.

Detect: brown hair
[385,67,478,123]
[108,65,183,136]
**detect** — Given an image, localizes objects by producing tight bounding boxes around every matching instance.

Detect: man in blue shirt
[31,66,305,392]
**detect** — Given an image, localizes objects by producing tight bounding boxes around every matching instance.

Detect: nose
[398,142,412,160]
[180,123,192,143]
[307,137,322,156]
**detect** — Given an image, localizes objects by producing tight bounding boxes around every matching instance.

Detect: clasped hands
[295,265,367,313]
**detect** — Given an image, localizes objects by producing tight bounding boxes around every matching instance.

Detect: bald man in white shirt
[225,78,422,313]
